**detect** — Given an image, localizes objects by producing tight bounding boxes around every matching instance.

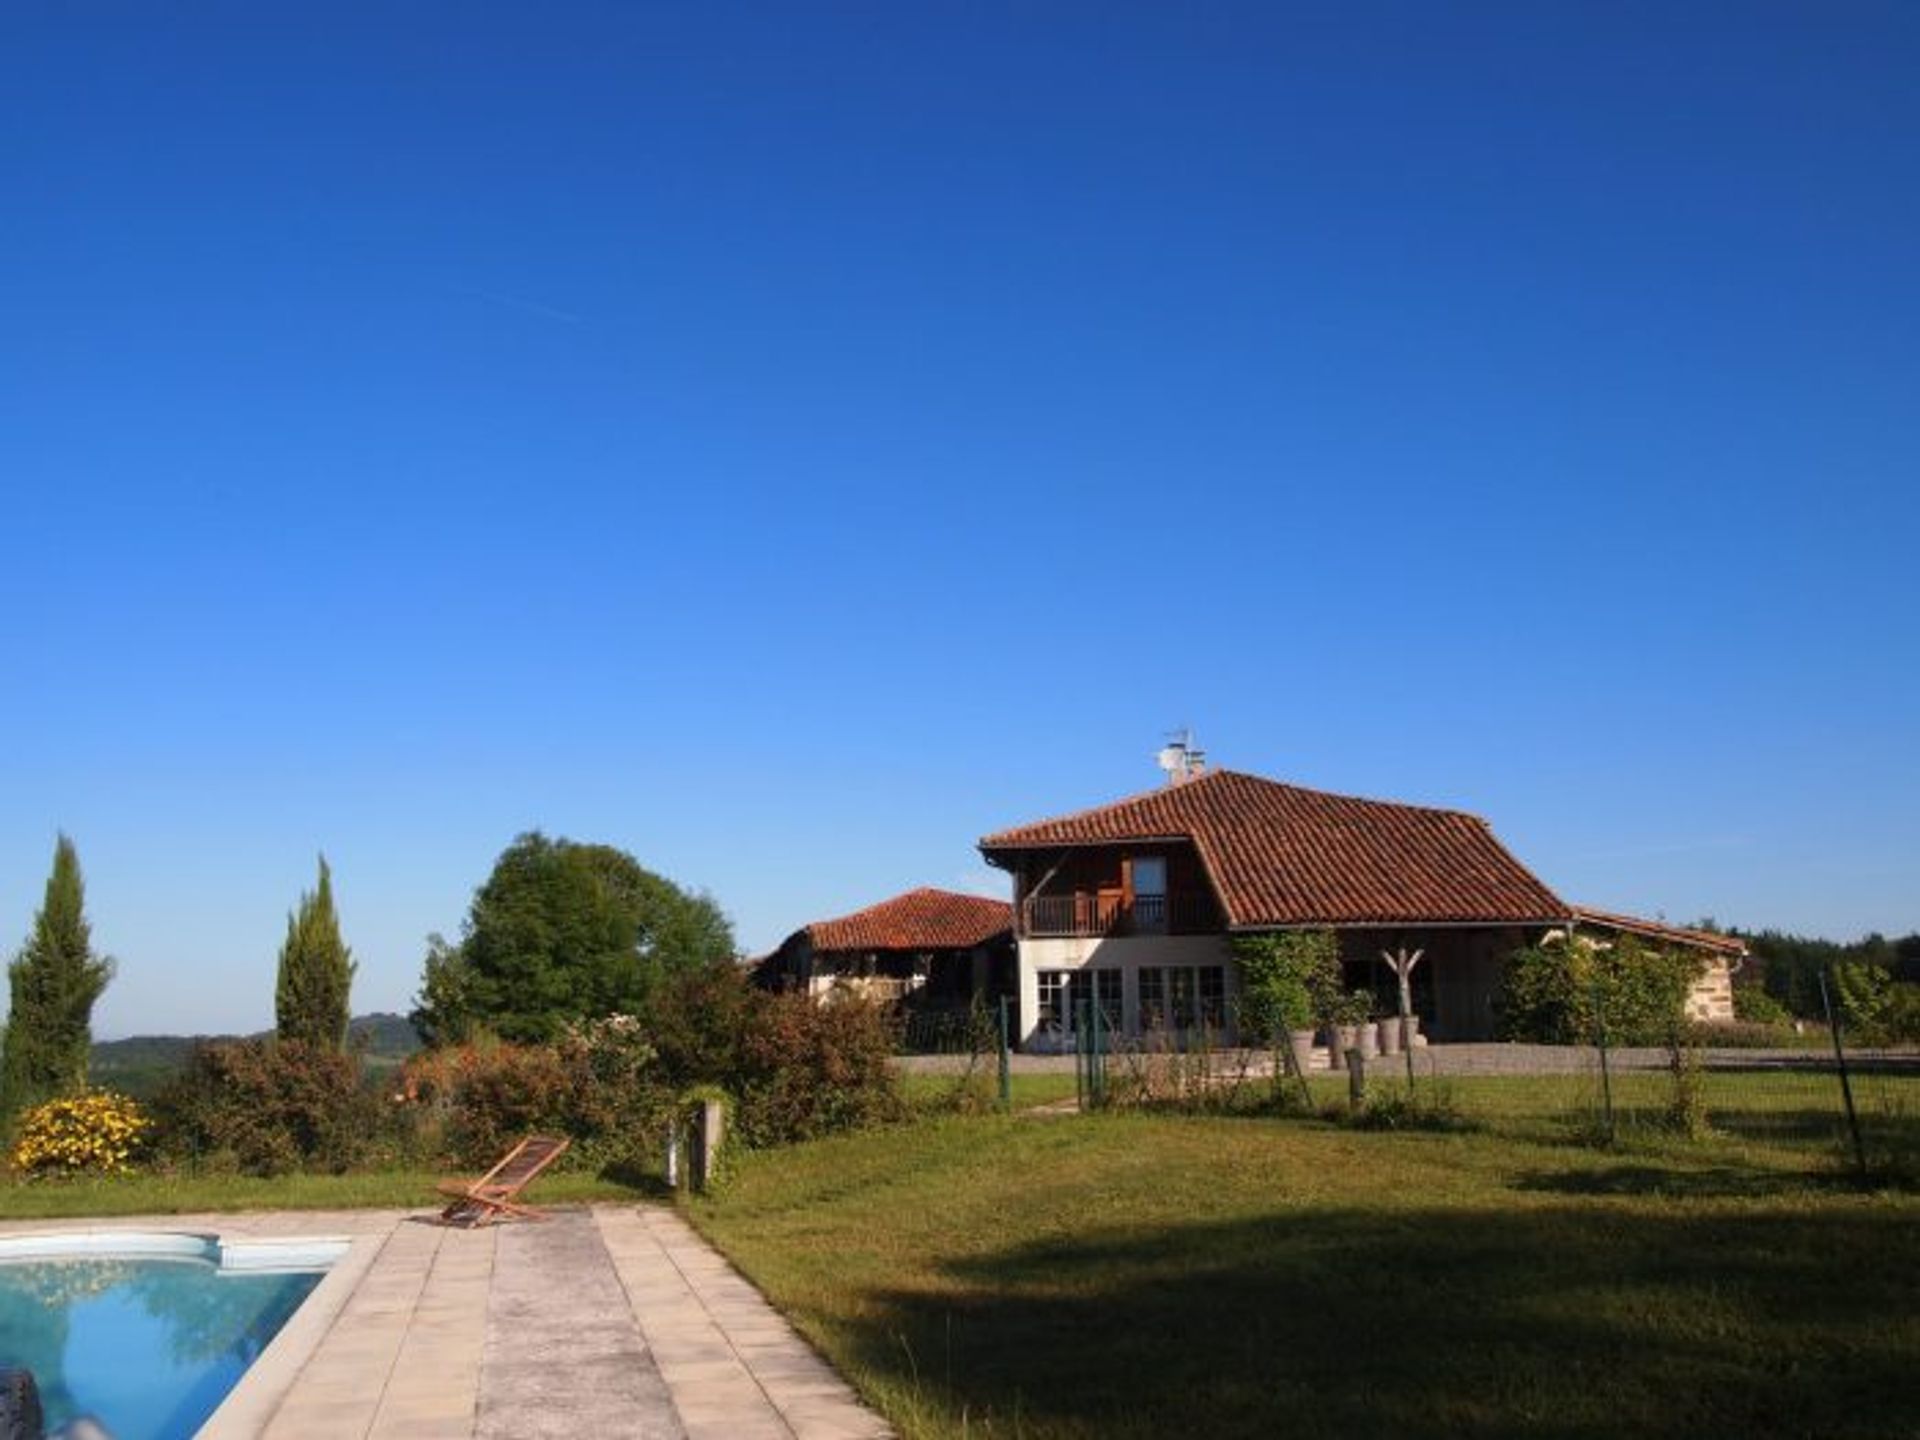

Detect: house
[756,886,1016,1007]
[978,767,1740,1050]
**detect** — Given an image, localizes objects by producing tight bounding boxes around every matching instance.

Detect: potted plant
[1328,990,1359,1075]
[1346,990,1379,1061]
[1400,1012,1423,1047]
[1377,999,1401,1056]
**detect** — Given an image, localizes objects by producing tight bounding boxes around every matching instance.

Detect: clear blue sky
[2,4,1915,1037]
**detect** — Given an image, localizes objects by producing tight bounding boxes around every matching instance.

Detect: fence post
[1088,996,1101,1107]
[1347,1048,1367,1110]
[1094,996,1108,1106]
[1592,980,1617,1145]
[1074,999,1088,1112]
[997,995,1012,1112]
[1818,967,1869,1181]
[691,1098,725,1193]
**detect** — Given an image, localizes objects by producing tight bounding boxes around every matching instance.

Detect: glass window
[1196,965,1227,1029]
[1139,965,1227,1034]
[1140,967,1168,1032]
[1037,969,1121,1038]
[1091,968,1121,1029]
[1130,857,1168,933]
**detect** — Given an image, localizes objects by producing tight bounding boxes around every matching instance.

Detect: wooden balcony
[1022,891,1218,938]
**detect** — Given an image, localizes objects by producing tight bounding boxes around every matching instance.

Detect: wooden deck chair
[434,1134,570,1227]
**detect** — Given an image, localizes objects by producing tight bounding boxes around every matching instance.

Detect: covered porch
[1330,926,1535,1042]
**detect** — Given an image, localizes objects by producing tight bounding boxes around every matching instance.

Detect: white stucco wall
[1016,934,1237,1049]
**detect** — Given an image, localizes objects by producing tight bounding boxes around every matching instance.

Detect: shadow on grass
[831,1202,1918,1440]
[1508,1163,1822,1199]
[1705,1054,1920,1076]
[596,1159,674,1198]
[1702,1106,1857,1145]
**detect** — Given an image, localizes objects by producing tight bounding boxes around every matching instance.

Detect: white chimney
[1155,730,1207,786]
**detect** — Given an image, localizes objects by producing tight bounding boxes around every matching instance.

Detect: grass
[900,1071,1081,1112]
[689,1077,1920,1440]
[0,1166,653,1220]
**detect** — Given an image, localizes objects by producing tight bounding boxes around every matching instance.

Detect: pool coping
[199,1226,387,1439]
[0,1227,350,1272]
[0,1215,397,1440]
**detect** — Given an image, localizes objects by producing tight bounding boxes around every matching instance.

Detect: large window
[1129,855,1168,933]
[1138,965,1227,1034]
[1036,969,1122,1039]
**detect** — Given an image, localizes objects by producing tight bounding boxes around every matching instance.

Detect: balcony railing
[1023,891,1217,938]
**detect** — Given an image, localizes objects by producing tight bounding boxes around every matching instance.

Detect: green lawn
[688,1095,1920,1440]
[1320,1067,1915,1162]
[0,1167,653,1220]
[900,1071,1081,1112]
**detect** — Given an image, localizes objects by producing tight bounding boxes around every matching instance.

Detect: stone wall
[1685,954,1735,1023]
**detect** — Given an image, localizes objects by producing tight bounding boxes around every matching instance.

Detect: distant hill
[90,1012,422,1099]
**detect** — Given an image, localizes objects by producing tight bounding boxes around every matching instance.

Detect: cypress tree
[3,835,115,1115]
[274,856,356,1050]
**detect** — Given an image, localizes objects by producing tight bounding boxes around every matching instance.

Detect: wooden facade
[1012,843,1224,939]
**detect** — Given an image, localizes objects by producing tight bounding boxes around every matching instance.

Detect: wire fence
[1005,966,1920,1184]
[1309,978,1920,1181]
[897,1005,988,1056]
[893,965,1918,1183]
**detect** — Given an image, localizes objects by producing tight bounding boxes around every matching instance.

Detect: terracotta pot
[1357,1021,1379,1061]
[1288,1029,1317,1075]
[1328,1024,1357,1069]
[1377,1018,1401,1056]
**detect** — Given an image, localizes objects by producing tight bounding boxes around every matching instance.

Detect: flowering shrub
[396,1017,671,1168]
[402,1041,574,1167]
[557,1015,671,1151]
[10,1090,152,1177]
[732,990,903,1146]
[152,1040,379,1176]
[635,964,903,1145]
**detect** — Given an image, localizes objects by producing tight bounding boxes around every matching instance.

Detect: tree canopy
[274,856,357,1050]
[1736,927,1920,1018]
[3,835,115,1114]
[411,832,736,1044]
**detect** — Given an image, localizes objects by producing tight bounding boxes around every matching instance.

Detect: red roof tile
[803,887,1013,953]
[1570,907,1746,957]
[979,769,1568,928]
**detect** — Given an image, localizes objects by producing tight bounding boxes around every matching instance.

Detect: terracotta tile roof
[1570,906,1746,957]
[979,769,1569,928]
[803,887,1013,953]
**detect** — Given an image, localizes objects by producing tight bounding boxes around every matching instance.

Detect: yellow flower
[9,1090,151,1180]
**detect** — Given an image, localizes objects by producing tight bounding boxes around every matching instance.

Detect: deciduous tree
[412,832,735,1044]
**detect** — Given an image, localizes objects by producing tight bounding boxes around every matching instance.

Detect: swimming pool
[0,1232,347,1440]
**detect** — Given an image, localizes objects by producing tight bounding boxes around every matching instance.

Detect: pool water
[0,1239,332,1440]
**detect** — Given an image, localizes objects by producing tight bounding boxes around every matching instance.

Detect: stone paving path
[233,1205,889,1439]
[599,1208,889,1440]
[252,1214,491,1440]
[478,1211,685,1439]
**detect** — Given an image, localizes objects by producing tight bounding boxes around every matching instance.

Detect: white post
[1382,946,1425,1085]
